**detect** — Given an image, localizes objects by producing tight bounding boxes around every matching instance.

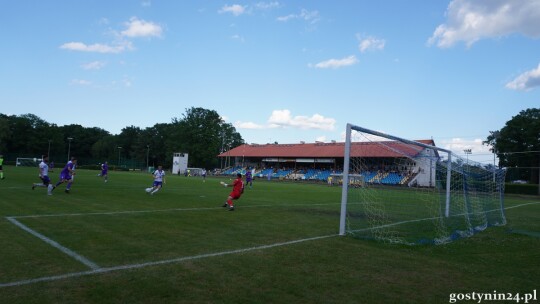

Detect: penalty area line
[9,202,346,219]
[5,217,100,271]
[0,234,337,288]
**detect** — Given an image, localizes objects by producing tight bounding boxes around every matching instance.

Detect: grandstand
[217,140,436,186]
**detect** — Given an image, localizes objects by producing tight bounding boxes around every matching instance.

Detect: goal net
[338,124,507,245]
[16,157,41,167]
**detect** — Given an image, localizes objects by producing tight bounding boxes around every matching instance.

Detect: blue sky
[1,0,539,164]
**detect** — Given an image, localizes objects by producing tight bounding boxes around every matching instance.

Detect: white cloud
[141,0,151,7]
[123,78,132,87]
[505,63,540,91]
[60,17,160,54]
[315,136,327,142]
[357,35,385,53]
[439,137,496,163]
[81,61,106,70]
[276,14,295,22]
[70,79,92,86]
[234,121,265,129]
[277,8,320,24]
[231,34,245,42]
[268,109,335,130]
[428,0,540,48]
[255,1,280,10]
[219,4,247,16]
[309,55,358,69]
[60,41,133,54]
[235,110,336,131]
[121,17,163,38]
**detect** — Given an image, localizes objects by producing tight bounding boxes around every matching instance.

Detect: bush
[505,183,539,195]
[77,165,101,170]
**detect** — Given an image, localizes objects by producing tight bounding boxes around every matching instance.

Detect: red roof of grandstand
[218,140,436,158]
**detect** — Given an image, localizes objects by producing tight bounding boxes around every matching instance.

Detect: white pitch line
[5,217,100,271]
[503,201,540,210]
[0,234,336,288]
[348,202,540,233]
[1,201,538,288]
[9,202,342,219]
[10,207,222,219]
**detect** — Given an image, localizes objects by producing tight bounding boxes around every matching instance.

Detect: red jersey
[232,177,244,194]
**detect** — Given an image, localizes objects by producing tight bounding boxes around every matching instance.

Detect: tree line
[0,107,244,169]
[484,108,540,185]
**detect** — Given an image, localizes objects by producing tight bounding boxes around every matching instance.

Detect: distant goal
[338,124,506,245]
[16,157,42,167]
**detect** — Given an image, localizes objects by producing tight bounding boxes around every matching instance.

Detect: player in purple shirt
[53,157,77,193]
[245,168,253,189]
[98,161,108,183]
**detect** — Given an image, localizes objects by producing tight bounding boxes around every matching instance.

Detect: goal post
[338,123,506,244]
[339,124,453,235]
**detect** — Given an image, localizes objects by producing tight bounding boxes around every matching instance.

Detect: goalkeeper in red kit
[221,173,244,211]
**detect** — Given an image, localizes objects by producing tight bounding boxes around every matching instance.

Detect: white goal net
[16,157,41,167]
[338,124,507,245]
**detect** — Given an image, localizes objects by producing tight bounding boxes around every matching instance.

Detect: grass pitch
[0,166,538,303]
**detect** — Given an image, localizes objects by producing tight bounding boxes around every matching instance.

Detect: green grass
[0,166,538,303]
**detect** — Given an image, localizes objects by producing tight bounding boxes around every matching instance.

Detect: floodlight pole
[117,146,122,167]
[67,137,73,161]
[464,149,471,166]
[220,130,225,169]
[493,149,496,183]
[146,145,150,172]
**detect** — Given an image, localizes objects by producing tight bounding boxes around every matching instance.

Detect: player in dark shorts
[221,173,244,211]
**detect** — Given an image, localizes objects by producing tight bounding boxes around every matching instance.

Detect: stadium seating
[220,166,410,186]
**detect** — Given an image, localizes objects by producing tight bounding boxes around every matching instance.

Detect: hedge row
[505,183,540,195]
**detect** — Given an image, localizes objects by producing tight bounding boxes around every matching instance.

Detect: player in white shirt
[68,158,76,182]
[32,155,54,195]
[146,165,166,195]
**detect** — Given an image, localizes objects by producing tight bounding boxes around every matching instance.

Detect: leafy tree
[0,108,243,169]
[7,114,38,154]
[58,124,110,163]
[484,108,540,184]
[0,115,12,153]
[91,135,118,162]
[171,107,244,169]
[117,126,142,160]
[138,123,172,167]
